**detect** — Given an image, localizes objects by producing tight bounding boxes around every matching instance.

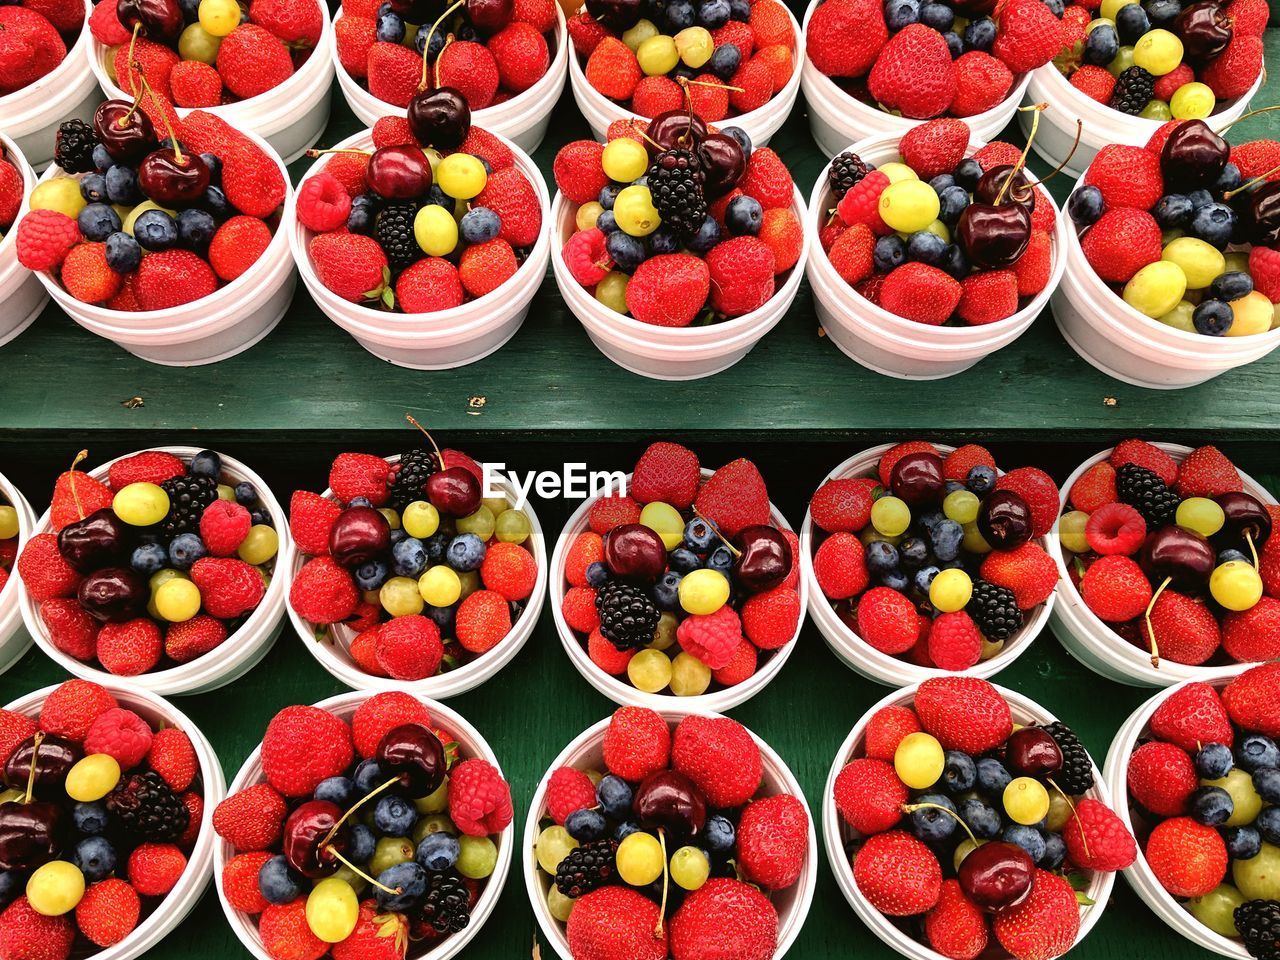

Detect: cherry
[116,0,184,41]
[731,525,791,593]
[1004,727,1063,778]
[138,148,211,207]
[1174,1,1231,62]
[1160,120,1229,191]
[328,506,393,569]
[585,0,644,31]
[602,523,668,583]
[889,452,946,507]
[467,0,513,33]
[407,88,471,151]
[282,800,346,878]
[1215,491,1272,550]
[376,723,447,798]
[975,165,1035,210]
[425,467,481,518]
[77,566,148,623]
[3,734,82,798]
[646,111,709,155]
[57,508,131,573]
[977,490,1033,549]
[957,840,1035,913]
[1139,525,1215,587]
[1243,181,1280,247]
[632,770,706,840]
[698,133,746,199]
[367,145,434,200]
[0,801,65,872]
[93,100,157,165]
[386,0,446,20]
[957,200,1032,270]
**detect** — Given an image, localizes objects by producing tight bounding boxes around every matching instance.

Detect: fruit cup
[292,126,551,370]
[214,691,514,960]
[286,445,547,699]
[87,0,334,163]
[1102,665,1280,958]
[0,0,103,170]
[551,443,806,712]
[329,1,569,154]
[1,677,224,960]
[15,446,292,697]
[1054,130,1280,389]
[801,441,1059,686]
[825,678,1125,960]
[1051,440,1279,688]
[0,469,37,675]
[525,707,818,960]
[0,134,48,351]
[805,128,1067,379]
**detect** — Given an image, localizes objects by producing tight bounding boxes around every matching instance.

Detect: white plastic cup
[16,446,293,697]
[292,128,551,370]
[551,185,810,379]
[288,456,547,698]
[30,127,296,366]
[6,680,225,960]
[329,6,569,155]
[805,133,1067,380]
[1101,671,1254,959]
[525,708,818,960]
[824,681,1117,960]
[0,1,103,171]
[0,133,48,349]
[215,690,513,960]
[1020,64,1265,180]
[568,5,804,148]
[0,469,36,676]
[801,443,1057,685]
[798,0,1035,158]
[550,468,807,712]
[1050,442,1278,687]
[88,0,334,164]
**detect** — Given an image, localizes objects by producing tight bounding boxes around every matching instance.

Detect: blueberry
[177,207,216,252]
[940,243,968,281]
[606,230,647,271]
[879,569,908,591]
[1189,785,1234,825]
[930,518,964,562]
[169,533,207,570]
[1041,0,1064,13]
[937,185,970,225]
[375,862,427,911]
[726,195,763,235]
[1218,548,1250,566]
[200,152,221,184]
[1068,185,1106,226]
[1193,299,1233,336]
[1153,193,1193,229]
[1195,742,1233,779]
[1189,201,1236,249]
[1114,2,1149,41]
[942,29,963,56]
[910,793,957,843]
[665,547,699,575]
[343,193,376,234]
[1225,825,1263,860]
[446,533,486,571]
[0,873,18,910]
[1254,768,1280,803]
[354,758,384,793]
[664,0,695,29]
[899,537,929,569]
[684,518,718,552]
[234,481,257,504]
[102,231,142,274]
[722,126,752,160]
[80,173,108,204]
[416,831,460,872]
[73,836,117,882]
[952,160,983,195]
[1210,270,1254,303]
[706,545,734,575]
[865,540,899,575]
[105,165,141,204]
[652,570,683,610]
[885,0,920,29]
[259,855,304,904]
[373,793,417,836]
[917,511,945,534]
[708,42,741,79]
[614,821,642,842]
[425,185,452,210]
[92,144,113,171]
[1002,824,1047,862]
[1083,22,1119,65]
[72,802,109,836]
[919,2,953,30]
[1143,0,1180,27]
[962,16,996,50]
[914,564,941,594]
[191,450,221,477]
[729,0,750,17]
[907,230,947,266]
[460,207,501,245]
[958,798,1002,838]
[417,26,447,58]
[599,184,622,209]
[697,0,730,27]
[392,536,428,578]
[1258,806,1280,845]
[313,777,355,808]
[944,480,966,497]
[424,532,450,564]
[685,214,721,253]
[702,814,735,855]
[1187,188,1215,209]
[424,603,455,634]
[597,775,633,820]
[456,20,478,40]
[355,558,389,592]
[134,209,178,251]
[376,8,405,41]
[566,808,609,842]
[874,234,907,273]
[1040,831,1067,868]
[942,751,977,793]
[976,757,1012,797]
[131,542,168,574]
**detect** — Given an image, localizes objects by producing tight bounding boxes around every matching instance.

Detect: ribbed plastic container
[16,446,292,696]
[1021,63,1265,180]
[799,0,1034,158]
[1101,671,1254,959]
[551,185,809,379]
[30,128,296,366]
[801,443,1056,685]
[806,134,1067,379]
[824,681,1116,960]
[0,1,103,170]
[1050,442,1278,687]
[216,690,513,960]
[0,469,36,676]
[292,128,550,370]
[550,468,807,711]
[288,457,546,698]
[525,708,818,960]
[0,133,47,349]
[88,0,334,163]
[567,5,804,147]
[330,6,569,154]
[7,680,224,960]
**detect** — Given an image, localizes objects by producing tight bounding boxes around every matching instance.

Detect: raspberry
[928,610,983,671]
[213,783,287,851]
[199,499,252,556]
[603,707,670,782]
[84,708,153,769]
[479,541,537,601]
[351,691,431,758]
[546,766,597,824]
[16,209,80,271]
[741,587,800,650]
[456,589,512,653]
[677,605,745,669]
[1085,502,1147,555]
[38,679,115,741]
[447,758,513,836]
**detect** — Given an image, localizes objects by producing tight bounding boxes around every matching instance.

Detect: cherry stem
[421,0,464,90]
[124,22,142,113]
[135,71,184,164]
[435,35,455,89]
[1047,778,1089,860]
[692,507,740,558]
[997,103,1046,207]
[1214,103,1280,136]
[22,732,42,805]
[1224,161,1280,200]
[1036,119,1082,188]
[1144,575,1172,669]
[325,845,401,895]
[900,801,977,846]
[304,148,372,158]
[1246,530,1259,569]
[404,413,444,464]
[319,776,402,851]
[67,450,89,521]
[637,128,666,152]
[654,827,670,938]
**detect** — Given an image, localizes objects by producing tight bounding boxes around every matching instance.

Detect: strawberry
[957,269,1019,325]
[554,140,609,204]
[567,887,666,960]
[1202,33,1263,99]
[546,766,597,825]
[951,51,1014,116]
[329,452,391,505]
[833,758,907,834]
[455,589,512,654]
[865,704,920,761]
[625,253,710,327]
[209,216,273,282]
[828,222,876,284]
[693,458,771,537]
[1221,661,1280,736]
[565,532,603,587]
[915,676,1012,752]
[729,58,775,113]
[993,0,1063,71]
[0,711,34,770]
[479,541,537,602]
[447,758,513,836]
[89,0,131,45]
[880,263,963,325]
[602,706,670,782]
[38,679,115,741]
[49,462,113,531]
[738,148,794,211]
[0,160,21,232]
[588,493,642,534]
[1140,590,1220,666]
[146,727,197,792]
[41,598,99,661]
[942,445,996,482]
[374,614,443,679]
[749,0,794,46]
[260,704,354,797]
[222,850,274,915]
[900,119,970,181]
[1062,796,1136,871]
[741,586,800,650]
[331,902,407,960]
[475,166,542,249]
[993,467,1059,537]
[288,490,342,557]
[108,451,184,489]
[1150,681,1233,751]
[1081,208,1162,283]
[127,843,186,896]
[992,870,1079,960]
[114,36,179,101]
[1226,0,1269,34]
[585,36,640,100]
[1110,438,1178,485]
[837,171,891,235]
[350,691,430,759]
[61,243,122,305]
[926,880,989,960]
[1127,740,1196,816]
[1070,461,1118,511]
[806,0,884,77]
[459,238,518,298]
[672,714,762,807]
[854,830,942,915]
[566,10,610,57]
[631,442,700,509]
[336,13,378,80]
[758,206,804,272]
[190,557,265,619]
[135,250,218,311]
[928,610,983,670]
[1080,554,1151,622]
[364,39,423,106]
[96,618,162,677]
[1175,445,1242,497]
[1084,144,1164,211]
[259,899,327,960]
[669,879,778,960]
[171,60,223,107]
[16,534,80,601]
[437,41,500,107]
[1144,817,1227,897]
[251,0,323,45]
[213,22,293,98]
[708,235,775,317]
[811,478,875,533]
[0,897,74,960]
[165,614,228,663]
[76,878,140,948]
[182,112,286,219]
[854,586,917,654]
[979,541,1058,609]
[687,72,729,120]
[868,25,956,120]
[513,0,557,30]
[631,74,682,116]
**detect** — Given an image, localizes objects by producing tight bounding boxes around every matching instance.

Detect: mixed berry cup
[0,469,36,676]
[0,133,49,347]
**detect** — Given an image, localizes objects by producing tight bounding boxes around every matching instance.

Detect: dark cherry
[467,0,513,33]
[366,144,433,200]
[4,735,83,798]
[602,523,668,583]
[77,566,148,623]
[1160,120,1229,191]
[138,148,211,206]
[386,0,447,20]
[889,452,946,507]
[0,801,66,871]
[407,88,471,151]
[57,507,131,573]
[1139,525,1215,587]
[731,525,792,593]
[376,723,447,798]
[1174,1,1232,62]
[952,0,996,14]
[957,201,1032,270]
[632,770,706,840]
[975,165,1035,210]
[117,0,184,41]
[645,111,709,155]
[977,490,1033,549]
[93,100,157,164]
[1004,727,1063,778]
[957,840,1035,913]
[328,506,392,569]
[585,0,643,31]
[1244,181,1280,247]
[282,800,346,878]
[426,467,482,518]
[698,133,746,199]
[1215,491,1272,549]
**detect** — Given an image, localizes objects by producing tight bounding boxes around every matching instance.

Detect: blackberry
[159,473,218,538]
[1109,66,1155,115]
[966,580,1023,641]
[390,449,439,509]
[416,872,471,935]
[54,120,99,174]
[1236,899,1280,960]
[596,581,660,651]
[829,151,870,199]
[554,839,618,899]
[647,148,707,237]
[106,771,190,842]
[1042,721,1094,794]
[1116,463,1180,526]
[375,201,420,271]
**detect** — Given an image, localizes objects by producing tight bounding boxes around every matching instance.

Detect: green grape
[1171,81,1215,120]
[0,507,16,540]
[0,789,22,806]
[583,768,604,786]
[536,826,579,874]
[1163,237,1225,289]
[602,138,650,181]
[576,201,604,232]
[628,649,672,693]
[1107,44,1135,76]
[650,611,678,651]
[238,524,279,565]
[380,576,424,616]
[929,568,972,613]
[1223,252,1251,274]
[674,26,713,67]
[458,835,498,879]
[922,219,950,242]
[877,162,917,183]
[495,508,531,543]
[322,864,367,895]
[306,877,359,943]
[1003,777,1050,825]
[895,732,944,789]
[1123,260,1186,318]
[621,17,658,50]
[414,204,458,257]
[1230,291,1273,336]
[1234,842,1280,900]
[1139,99,1172,120]
[370,837,414,875]
[30,179,86,219]
[953,838,985,871]
[437,154,487,200]
[1085,17,1115,32]
[671,846,710,890]
[1157,299,1197,332]
[1176,497,1224,537]
[547,884,575,921]
[1099,0,1135,17]
[1045,792,1073,832]
[412,814,457,843]
[1132,28,1183,74]
[596,271,630,313]
[178,23,221,63]
[679,569,729,615]
[943,490,980,525]
[1188,884,1245,937]
[637,34,679,75]
[413,777,450,815]
[640,501,683,549]
[457,569,481,603]
[456,505,495,541]
[1209,561,1264,613]
[617,833,664,885]
[1059,510,1089,554]
[199,0,241,35]
[879,181,940,233]
[670,652,711,697]
[860,527,903,548]
[403,501,440,538]
[871,496,911,537]
[962,521,992,554]
[980,637,1004,660]
[66,754,121,802]
[419,565,461,607]
[1203,768,1263,825]
[615,186,660,237]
